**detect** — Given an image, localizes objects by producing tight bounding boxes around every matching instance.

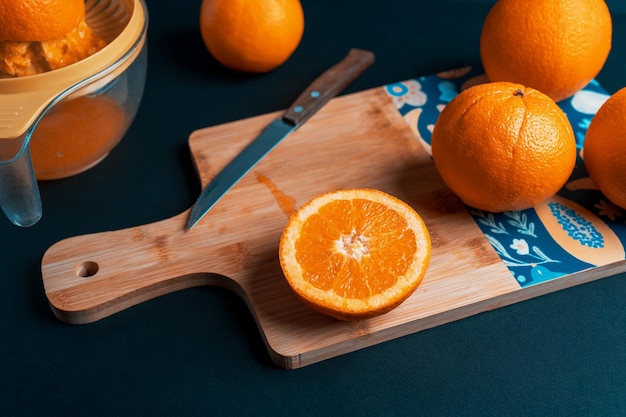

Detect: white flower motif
[571,90,609,114]
[510,238,529,255]
[385,80,427,108]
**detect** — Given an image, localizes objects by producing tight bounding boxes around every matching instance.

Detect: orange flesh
[0,19,107,77]
[279,189,431,320]
[295,198,417,299]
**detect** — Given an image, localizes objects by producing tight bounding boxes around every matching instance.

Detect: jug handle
[0,135,42,227]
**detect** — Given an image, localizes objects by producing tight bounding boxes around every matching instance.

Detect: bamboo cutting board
[41,70,626,368]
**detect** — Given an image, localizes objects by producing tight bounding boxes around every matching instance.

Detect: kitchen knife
[188,48,375,229]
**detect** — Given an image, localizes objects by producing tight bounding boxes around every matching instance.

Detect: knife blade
[188,48,375,229]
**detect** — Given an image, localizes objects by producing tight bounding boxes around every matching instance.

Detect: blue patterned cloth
[385,67,626,287]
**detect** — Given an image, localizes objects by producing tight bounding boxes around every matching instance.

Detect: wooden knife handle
[282,49,375,127]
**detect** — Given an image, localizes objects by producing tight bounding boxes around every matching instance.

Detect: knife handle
[282,49,375,127]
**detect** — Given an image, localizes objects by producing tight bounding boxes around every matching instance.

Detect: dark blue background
[2,1,626,415]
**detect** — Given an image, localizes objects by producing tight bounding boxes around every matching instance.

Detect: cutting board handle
[41,210,246,324]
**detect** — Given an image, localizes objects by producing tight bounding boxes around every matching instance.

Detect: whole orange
[480,0,612,102]
[199,0,304,73]
[0,0,85,41]
[431,81,577,213]
[583,87,626,209]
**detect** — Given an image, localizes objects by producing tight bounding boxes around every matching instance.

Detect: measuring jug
[0,0,147,226]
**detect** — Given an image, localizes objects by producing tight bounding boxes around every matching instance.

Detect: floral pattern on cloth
[385,66,626,288]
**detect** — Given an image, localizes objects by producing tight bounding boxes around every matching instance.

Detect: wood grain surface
[42,86,607,369]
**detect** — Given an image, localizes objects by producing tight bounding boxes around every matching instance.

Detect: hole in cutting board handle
[75,261,99,277]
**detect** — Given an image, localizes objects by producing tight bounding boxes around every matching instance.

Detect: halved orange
[279,188,431,320]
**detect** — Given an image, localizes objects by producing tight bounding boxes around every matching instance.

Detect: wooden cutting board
[41,84,626,369]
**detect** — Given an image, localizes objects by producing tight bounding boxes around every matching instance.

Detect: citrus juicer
[0,0,148,226]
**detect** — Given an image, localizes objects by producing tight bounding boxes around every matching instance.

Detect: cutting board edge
[267,259,626,369]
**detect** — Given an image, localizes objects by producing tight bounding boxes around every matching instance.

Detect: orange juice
[30,95,126,180]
